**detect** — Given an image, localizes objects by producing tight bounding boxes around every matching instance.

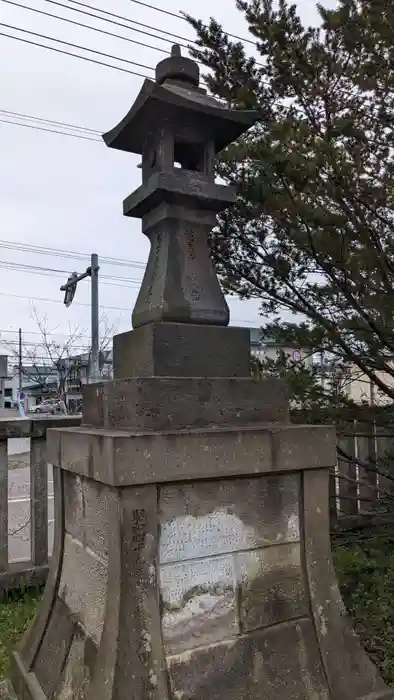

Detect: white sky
[0,0,336,357]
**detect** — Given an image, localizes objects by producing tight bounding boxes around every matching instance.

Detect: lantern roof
[102,45,258,156]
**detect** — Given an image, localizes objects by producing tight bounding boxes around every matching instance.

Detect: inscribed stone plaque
[159,474,302,655]
[159,474,300,565]
[161,555,237,653]
[160,509,257,564]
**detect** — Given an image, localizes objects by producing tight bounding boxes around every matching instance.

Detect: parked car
[29,400,67,415]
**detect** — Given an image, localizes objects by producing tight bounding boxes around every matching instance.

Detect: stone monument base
[7,421,393,700]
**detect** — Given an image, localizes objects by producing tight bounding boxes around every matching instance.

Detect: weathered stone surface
[302,468,392,700]
[17,467,64,669]
[128,208,231,326]
[167,619,330,700]
[103,49,256,158]
[32,598,75,699]
[63,472,110,559]
[82,376,289,431]
[158,477,304,658]
[54,628,97,700]
[48,423,336,487]
[0,416,80,441]
[161,555,238,654]
[236,543,308,632]
[159,475,300,563]
[113,323,250,379]
[58,534,107,646]
[87,485,169,700]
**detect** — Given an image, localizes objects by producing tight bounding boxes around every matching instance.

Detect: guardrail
[0,415,81,593]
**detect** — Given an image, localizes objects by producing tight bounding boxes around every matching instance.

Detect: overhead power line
[4,338,93,349]
[0,23,154,78]
[0,289,132,312]
[1,0,263,70]
[68,0,193,44]
[0,0,171,59]
[43,0,188,50]
[0,107,101,142]
[0,260,143,288]
[122,0,257,46]
[0,239,146,270]
[0,115,101,142]
[0,291,257,327]
[0,327,95,340]
[0,108,101,135]
[0,21,154,73]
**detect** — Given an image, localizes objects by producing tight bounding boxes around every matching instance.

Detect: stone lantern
[103,44,255,330]
[5,46,393,700]
[102,44,258,379]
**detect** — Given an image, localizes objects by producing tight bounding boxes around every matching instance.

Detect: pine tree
[185,0,394,404]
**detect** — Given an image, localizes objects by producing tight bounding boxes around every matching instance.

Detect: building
[19,350,113,412]
[249,327,312,367]
[341,365,394,406]
[0,372,19,409]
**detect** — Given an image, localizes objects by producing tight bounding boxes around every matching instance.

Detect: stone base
[8,423,393,700]
[82,376,289,431]
[112,323,251,379]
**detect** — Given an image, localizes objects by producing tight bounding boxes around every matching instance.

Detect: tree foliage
[186,0,394,401]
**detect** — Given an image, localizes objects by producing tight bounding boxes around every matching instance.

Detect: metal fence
[0,415,81,593]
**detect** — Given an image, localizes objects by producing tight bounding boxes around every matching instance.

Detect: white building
[249,328,312,368]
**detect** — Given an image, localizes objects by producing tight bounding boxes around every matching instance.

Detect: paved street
[8,464,54,563]
[0,414,55,563]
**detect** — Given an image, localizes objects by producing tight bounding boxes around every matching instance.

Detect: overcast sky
[0,0,335,359]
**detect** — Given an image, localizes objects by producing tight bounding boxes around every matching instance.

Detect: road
[8,464,54,563]
[0,413,55,563]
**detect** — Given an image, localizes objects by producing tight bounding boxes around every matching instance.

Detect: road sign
[292,349,302,362]
[19,392,25,400]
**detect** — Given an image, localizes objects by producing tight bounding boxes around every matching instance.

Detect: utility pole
[18,327,22,394]
[60,253,100,383]
[90,253,99,384]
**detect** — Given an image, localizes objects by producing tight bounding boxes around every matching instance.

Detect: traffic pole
[60,254,100,384]
[90,253,99,383]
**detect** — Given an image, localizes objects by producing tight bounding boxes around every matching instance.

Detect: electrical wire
[122,0,257,46]
[0,115,101,142]
[0,290,257,327]
[0,23,154,77]
[0,0,170,58]
[43,0,189,50]
[0,327,94,339]
[68,0,194,44]
[1,19,154,73]
[1,0,262,70]
[0,261,143,288]
[0,289,132,312]
[0,108,101,135]
[0,239,146,270]
[4,338,94,349]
